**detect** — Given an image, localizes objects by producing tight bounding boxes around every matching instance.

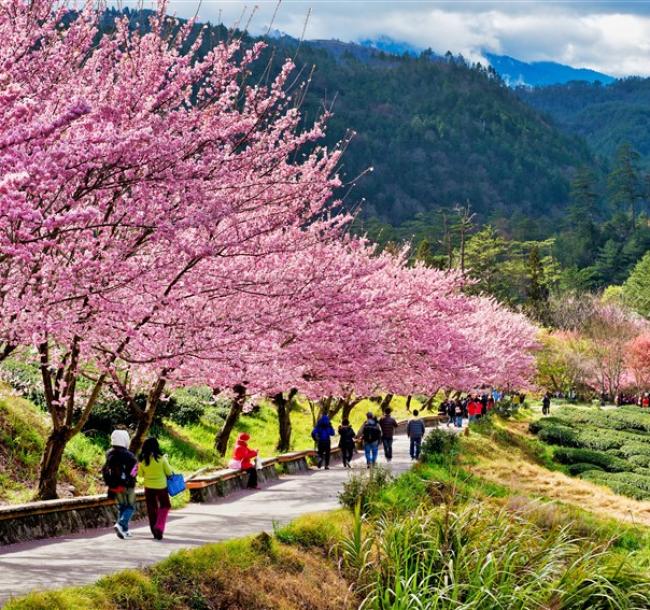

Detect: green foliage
[623,250,650,318]
[273,512,345,550]
[553,447,632,472]
[532,406,650,500]
[420,428,459,463]
[338,466,392,513]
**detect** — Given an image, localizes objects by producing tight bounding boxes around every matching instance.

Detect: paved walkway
[0,436,413,605]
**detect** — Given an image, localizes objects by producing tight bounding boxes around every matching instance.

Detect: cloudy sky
[146,1,650,76]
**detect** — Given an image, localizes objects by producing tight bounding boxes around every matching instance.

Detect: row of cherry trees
[1,1,538,499]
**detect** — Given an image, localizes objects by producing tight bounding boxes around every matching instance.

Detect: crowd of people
[105,394,530,541]
[438,393,496,427]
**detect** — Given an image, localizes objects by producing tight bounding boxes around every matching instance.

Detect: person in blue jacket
[312,415,335,469]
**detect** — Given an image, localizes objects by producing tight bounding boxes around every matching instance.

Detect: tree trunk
[422,394,435,411]
[379,393,393,412]
[36,427,71,500]
[215,384,246,456]
[317,396,333,420]
[405,395,412,412]
[129,374,168,455]
[342,398,362,422]
[275,393,293,453]
[0,343,15,363]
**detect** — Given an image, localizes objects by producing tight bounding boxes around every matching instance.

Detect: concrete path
[0,436,413,605]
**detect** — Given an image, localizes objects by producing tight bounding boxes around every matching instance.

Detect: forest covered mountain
[263,37,599,235]
[518,79,650,165]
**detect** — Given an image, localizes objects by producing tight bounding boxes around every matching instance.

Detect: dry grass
[465,422,650,527]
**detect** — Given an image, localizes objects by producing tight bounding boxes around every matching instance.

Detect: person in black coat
[338,419,356,468]
[102,429,138,539]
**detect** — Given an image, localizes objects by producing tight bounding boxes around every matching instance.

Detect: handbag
[166,473,186,497]
[228,458,242,470]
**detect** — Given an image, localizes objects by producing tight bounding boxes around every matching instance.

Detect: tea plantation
[530,407,650,500]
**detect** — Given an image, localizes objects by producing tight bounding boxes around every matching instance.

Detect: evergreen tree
[608,143,640,229]
[623,251,650,318]
[565,167,600,267]
[526,245,550,323]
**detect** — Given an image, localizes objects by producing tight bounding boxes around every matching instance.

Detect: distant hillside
[518,78,650,164]
[485,53,614,88]
[271,40,598,230]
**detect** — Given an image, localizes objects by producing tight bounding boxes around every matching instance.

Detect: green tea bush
[567,463,604,476]
[580,471,650,500]
[537,424,579,447]
[629,454,650,468]
[553,448,632,472]
[619,442,650,458]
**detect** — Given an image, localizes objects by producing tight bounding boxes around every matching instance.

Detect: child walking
[103,429,138,540]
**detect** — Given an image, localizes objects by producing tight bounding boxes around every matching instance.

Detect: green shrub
[553,448,632,472]
[338,466,392,513]
[628,454,650,468]
[420,428,459,463]
[567,462,604,476]
[580,471,650,500]
[537,424,579,447]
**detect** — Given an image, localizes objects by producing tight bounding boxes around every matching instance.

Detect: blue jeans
[455,415,463,428]
[116,489,136,532]
[364,441,379,465]
[410,437,422,460]
[382,437,394,461]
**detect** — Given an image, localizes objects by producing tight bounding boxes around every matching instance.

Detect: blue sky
[132,1,650,76]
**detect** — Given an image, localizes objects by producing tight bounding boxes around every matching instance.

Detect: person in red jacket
[468,396,481,422]
[231,433,259,490]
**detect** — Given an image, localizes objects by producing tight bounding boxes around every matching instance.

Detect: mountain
[485,53,614,88]
[517,78,650,164]
[260,38,597,234]
[358,35,420,57]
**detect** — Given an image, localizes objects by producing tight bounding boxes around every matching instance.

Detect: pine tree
[608,143,640,230]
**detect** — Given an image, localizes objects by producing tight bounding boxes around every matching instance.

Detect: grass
[5,535,357,610]
[0,382,109,502]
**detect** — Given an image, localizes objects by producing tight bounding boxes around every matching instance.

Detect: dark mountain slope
[518,78,650,164]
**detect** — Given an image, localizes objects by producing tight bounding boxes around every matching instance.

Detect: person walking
[379,407,399,462]
[139,437,173,540]
[542,392,551,416]
[102,429,138,540]
[231,433,260,489]
[338,419,356,468]
[312,415,335,469]
[357,412,382,468]
[446,400,456,428]
[407,410,426,460]
[454,400,463,428]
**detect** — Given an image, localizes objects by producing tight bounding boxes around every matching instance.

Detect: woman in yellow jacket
[139,437,173,540]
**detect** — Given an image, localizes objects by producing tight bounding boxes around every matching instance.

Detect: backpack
[102,450,135,489]
[363,420,381,444]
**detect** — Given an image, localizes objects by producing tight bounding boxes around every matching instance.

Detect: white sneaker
[123,531,134,538]
[114,523,125,539]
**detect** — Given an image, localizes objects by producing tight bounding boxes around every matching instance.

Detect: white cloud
[142,1,650,76]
